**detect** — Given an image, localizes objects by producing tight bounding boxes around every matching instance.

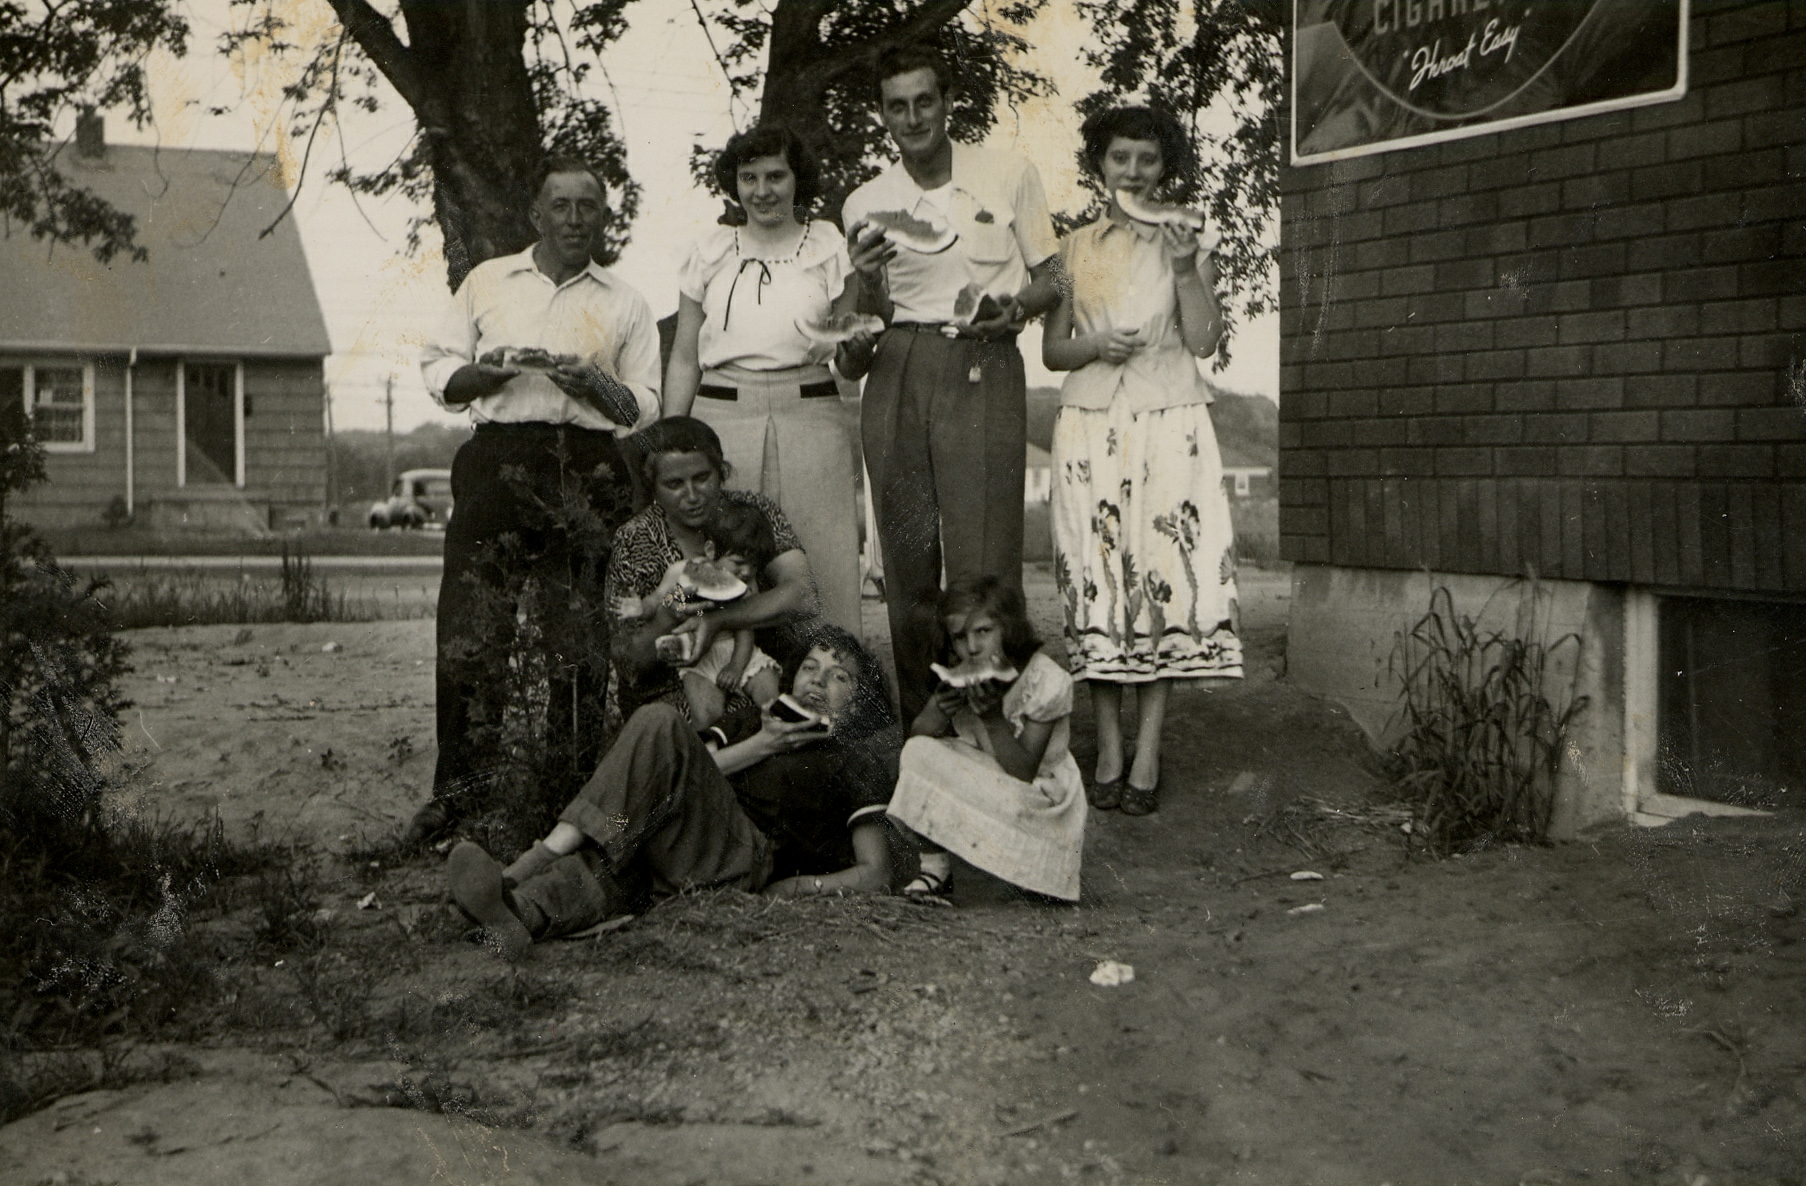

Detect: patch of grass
[1388,580,1588,855]
[100,546,350,629]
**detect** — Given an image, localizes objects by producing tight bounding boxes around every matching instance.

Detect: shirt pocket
[961,205,1019,266]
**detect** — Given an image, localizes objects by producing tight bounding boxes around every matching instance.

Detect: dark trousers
[513,703,771,937]
[862,328,1027,723]
[432,423,634,809]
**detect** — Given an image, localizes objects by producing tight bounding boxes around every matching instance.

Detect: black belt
[888,321,1018,343]
[473,420,613,435]
[698,380,839,401]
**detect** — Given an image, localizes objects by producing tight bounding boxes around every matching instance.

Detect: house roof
[0,142,331,357]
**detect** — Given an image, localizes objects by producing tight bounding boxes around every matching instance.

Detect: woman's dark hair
[713,124,822,212]
[705,501,778,573]
[792,621,896,741]
[529,154,608,204]
[627,415,730,495]
[937,575,1041,671]
[872,45,954,102]
[1079,105,1196,199]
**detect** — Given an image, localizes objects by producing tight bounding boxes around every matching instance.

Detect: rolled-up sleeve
[1011,159,1059,270]
[420,278,478,405]
[611,291,662,434]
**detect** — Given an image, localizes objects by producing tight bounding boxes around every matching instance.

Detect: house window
[0,363,95,452]
[179,361,242,486]
[1656,595,1806,810]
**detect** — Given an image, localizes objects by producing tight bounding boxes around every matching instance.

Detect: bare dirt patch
[5,569,1804,1184]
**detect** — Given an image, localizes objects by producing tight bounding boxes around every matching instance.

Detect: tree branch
[770,0,975,114]
[323,0,424,111]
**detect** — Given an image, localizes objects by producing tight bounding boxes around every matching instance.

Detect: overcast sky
[101,0,1278,432]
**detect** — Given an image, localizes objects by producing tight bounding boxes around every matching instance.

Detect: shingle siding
[1280,0,1806,591]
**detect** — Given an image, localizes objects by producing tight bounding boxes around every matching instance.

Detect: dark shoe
[902,868,954,906]
[1087,776,1123,811]
[1120,778,1160,816]
[402,798,454,848]
[447,841,533,960]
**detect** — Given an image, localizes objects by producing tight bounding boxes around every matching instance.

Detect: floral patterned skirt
[1050,400,1242,683]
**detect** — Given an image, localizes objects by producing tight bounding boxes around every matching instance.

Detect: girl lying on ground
[446,624,900,959]
[887,576,1087,904]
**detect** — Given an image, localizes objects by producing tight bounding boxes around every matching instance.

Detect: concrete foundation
[1287,564,1625,838]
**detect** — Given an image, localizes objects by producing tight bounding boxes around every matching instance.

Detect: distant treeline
[328,422,471,506]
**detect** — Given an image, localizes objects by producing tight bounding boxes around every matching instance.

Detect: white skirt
[1050,400,1242,683]
[888,735,1085,902]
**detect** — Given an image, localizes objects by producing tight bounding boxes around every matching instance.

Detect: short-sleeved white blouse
[677,220,853,373]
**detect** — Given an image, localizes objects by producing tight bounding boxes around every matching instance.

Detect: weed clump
[1388,581,1588,855]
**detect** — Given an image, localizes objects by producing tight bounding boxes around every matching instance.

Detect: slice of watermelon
[952,284,1004,325]
[677,558,747,602]
[931,658,1021,689]
[795,312,885,345]
[861,209,959,255]
[1114,189,1206,231]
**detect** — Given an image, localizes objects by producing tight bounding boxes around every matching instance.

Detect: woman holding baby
[663,123,872,634]
[606,416,820,728]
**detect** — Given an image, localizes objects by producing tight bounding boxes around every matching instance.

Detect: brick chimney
[75,108,104,160]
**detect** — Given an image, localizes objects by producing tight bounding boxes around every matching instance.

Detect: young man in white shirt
[842,48,1061,723]
[405,156,661,846]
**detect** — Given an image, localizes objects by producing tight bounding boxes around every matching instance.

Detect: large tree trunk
[331,0,545,289]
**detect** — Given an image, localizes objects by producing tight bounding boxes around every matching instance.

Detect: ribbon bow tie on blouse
[722,256,773,331]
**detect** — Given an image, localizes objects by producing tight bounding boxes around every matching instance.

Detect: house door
[184,363,237,485]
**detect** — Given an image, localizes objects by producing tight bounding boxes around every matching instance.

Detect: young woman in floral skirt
[1043,104,1243,816]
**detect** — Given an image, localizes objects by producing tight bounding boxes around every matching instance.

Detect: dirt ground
[5,566,1806,1185]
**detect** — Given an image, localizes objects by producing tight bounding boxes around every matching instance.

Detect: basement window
[1656,595,1806,812]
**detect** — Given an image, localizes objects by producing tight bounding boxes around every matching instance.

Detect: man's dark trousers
[432,422,634,814]
[861,326,1027,724]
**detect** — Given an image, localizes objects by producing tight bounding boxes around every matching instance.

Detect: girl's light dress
[1050,215,1243,683]
[886,650,1086,901]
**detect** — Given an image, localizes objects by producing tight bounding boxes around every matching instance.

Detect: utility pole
[323,380,337,521]
[383,374,395,492]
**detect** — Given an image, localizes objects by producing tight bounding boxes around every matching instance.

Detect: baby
[621,502,783,727]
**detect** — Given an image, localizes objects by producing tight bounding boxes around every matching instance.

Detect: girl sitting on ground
[886,575,1087,904]
[615,501,785,727]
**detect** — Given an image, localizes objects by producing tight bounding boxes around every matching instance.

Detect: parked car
[369,469,453,530]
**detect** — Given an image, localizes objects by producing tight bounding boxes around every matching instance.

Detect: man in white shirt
[405,156,661,846]
[842,47,1061,723]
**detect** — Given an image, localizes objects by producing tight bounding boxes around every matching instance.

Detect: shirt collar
[509,243,613,288]
[1095,214,1160,243]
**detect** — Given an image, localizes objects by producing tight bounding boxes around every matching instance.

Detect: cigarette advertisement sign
[1292,0,1688,165]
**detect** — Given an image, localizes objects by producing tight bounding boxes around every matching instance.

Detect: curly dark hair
[1078,105,1197,200]
[705,501,778,573]
[627,415,731,495]
[873,45,954,103]
[789,621,897,742]
[937,575,1041,672]
[712,123,822,212]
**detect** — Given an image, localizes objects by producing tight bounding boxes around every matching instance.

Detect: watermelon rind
[860,210,959,255]
[1113,189,1205,230]
[795,312,885,345]
[678,559,747,602]
[931,659,1021,689]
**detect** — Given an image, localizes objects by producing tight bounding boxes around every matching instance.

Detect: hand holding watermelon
[547,360,642,427]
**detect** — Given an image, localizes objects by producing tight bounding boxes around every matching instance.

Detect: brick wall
[1278,0,1806,593]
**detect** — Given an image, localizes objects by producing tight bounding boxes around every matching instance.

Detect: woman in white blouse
[664,124,871,634]
[1043,105,1244,817]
